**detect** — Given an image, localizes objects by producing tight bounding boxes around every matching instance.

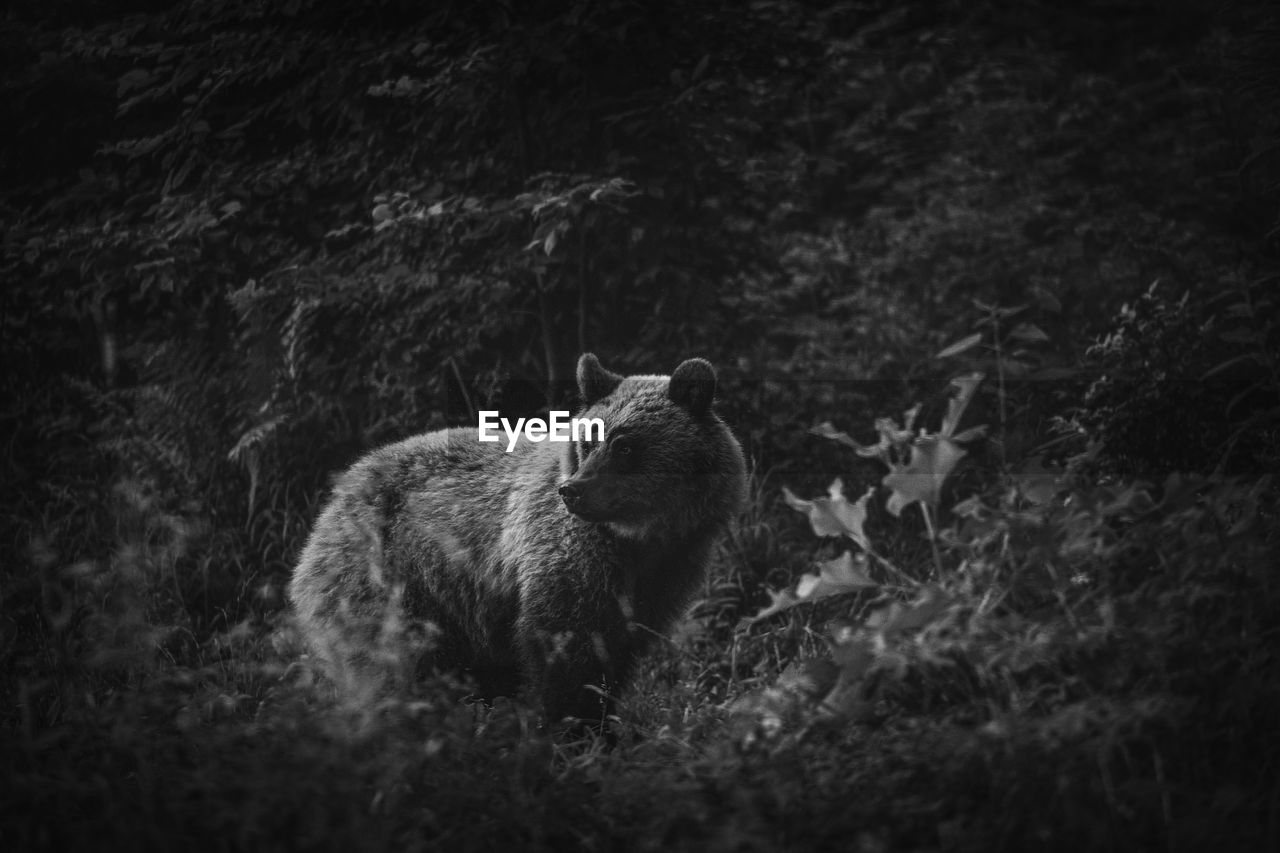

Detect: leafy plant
[1079,281,1279,477]
[734,373,987,736]
[935,299,1064,464]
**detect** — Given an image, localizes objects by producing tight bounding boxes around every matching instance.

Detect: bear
[288,353,748,726]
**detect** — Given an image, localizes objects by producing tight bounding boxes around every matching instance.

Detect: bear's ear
[668,358,717,416]
[577,353,623,408]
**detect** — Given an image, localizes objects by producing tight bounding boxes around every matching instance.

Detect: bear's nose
[558,483,582,505]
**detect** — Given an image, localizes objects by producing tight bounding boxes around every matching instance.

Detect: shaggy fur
[289,354,747,724]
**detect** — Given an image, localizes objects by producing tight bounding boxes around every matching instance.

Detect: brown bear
[288,353,747,726]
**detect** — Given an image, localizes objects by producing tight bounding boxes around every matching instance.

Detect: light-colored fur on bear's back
[288,428,558,674]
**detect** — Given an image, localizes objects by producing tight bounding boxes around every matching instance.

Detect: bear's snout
[558,481,583,507]
[559,480,604,521]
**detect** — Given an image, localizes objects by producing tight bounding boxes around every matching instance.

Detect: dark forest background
[2,0,1278,850]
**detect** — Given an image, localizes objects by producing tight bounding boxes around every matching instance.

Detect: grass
[4,454,1277,852]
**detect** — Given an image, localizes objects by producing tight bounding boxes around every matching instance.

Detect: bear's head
[557,353,746,540]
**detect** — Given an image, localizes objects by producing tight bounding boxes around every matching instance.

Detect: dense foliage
[3,0,1277,851]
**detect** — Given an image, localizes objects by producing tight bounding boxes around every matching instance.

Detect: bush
[1078,282,1279,477]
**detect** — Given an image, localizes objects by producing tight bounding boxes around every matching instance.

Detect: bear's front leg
[514,579,636,729]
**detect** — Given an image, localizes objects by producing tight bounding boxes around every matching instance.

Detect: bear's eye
[611,436,641,464]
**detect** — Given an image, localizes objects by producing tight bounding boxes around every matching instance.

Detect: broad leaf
[936,332,982,359]
[951,424,989,443]
[1008,322,1049,344]
[795,551,877,602]
[1013,456,1064,505]
[782,480,873,549]
[883,437,967,516]
[776,657,839,699]
[941,372,984,437]
[809,421,863,450]
[862,586,954,638]
[744,587,799,624]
